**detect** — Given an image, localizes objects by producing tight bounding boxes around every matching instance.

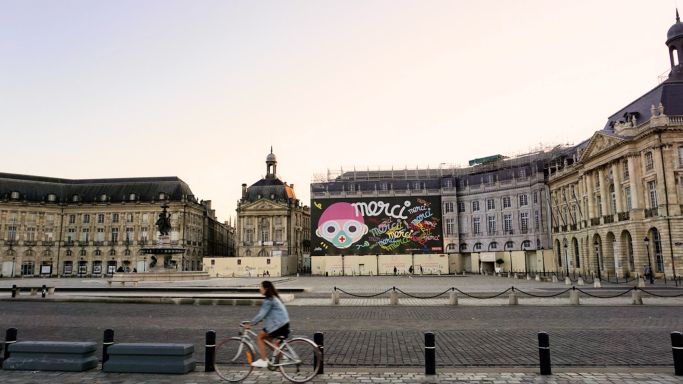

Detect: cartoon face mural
[315,202,368,249]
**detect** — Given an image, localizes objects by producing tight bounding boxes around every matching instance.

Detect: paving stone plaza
[2,275,683,382]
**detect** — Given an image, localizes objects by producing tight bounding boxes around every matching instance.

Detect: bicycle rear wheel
[278,337,321,383]
[214,337,254,382]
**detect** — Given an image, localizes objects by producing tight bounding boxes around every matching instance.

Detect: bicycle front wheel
[214,337,254,382]
[278,337,322,383]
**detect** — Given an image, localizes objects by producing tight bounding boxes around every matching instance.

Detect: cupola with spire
[666,9,683,81]
[266,146,277,179]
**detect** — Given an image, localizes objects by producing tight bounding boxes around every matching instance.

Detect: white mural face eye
[344,221,362,235]
[322,221,341,239]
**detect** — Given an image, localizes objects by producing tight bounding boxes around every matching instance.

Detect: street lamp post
[143,256,147,272]
[11,256,15,278]
[644,236,654,284]
[563,240,569,277]
[594,240,602,281]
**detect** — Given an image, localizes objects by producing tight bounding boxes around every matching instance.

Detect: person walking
[244,281,290,368]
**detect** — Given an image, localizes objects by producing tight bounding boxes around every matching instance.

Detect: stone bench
[107,280,138,287]
[2,341,98,371]
[103,343,195,374]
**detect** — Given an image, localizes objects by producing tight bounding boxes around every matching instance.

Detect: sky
[0,0,679,223]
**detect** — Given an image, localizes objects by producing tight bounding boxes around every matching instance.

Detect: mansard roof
[603,80,683,131]
[0,172,195,203]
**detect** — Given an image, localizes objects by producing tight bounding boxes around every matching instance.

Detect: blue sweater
[251,296,290,332]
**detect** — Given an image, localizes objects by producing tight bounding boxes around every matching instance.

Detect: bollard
[565,277,571,285]
[632,288,643,305]
[41,284,47,298]
[569,287,580,305]
[102,329,114,364]
[205,330,216,372]
[508,288,518,305]
[11,285,17,298]
[390,287,398,305]
[535,274,540,281]
[314,332,324,374]
[448,291,458,305]
[577,277,585,286]
[672,332,683,376]
[332,287,340,305]
[551,275,558,283]
[593,278,602,288]
[538,332,551,375]
[4,328,18,362]
[638,277,645,288]
[424,332,435,375]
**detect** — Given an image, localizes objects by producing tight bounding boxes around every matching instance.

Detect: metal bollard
[11,285,17,298]
[4,328,18,362]
[314,332,324,374]
[205,330,216,372]
[538,332,551,375]
[425,332,435,375]
[672,332,683,375]
[102,329,114,365]
[41,284,47,298]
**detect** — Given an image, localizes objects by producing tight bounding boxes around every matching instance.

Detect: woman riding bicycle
[244,280,290,368]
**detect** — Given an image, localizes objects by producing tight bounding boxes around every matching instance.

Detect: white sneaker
[251,358,269,368]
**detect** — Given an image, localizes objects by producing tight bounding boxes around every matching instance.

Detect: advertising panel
[311,196,443,255]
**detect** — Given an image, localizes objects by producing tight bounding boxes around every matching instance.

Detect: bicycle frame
[234,326,301,367]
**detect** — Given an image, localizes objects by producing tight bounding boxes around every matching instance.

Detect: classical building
[0,173,234,277]
[229,150,310,275]
[547,14,683,280]
[309,147,569,275]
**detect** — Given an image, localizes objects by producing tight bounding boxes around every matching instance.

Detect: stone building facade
[234,150,310,274]
[0,173,234,277]
[547,14,683,280]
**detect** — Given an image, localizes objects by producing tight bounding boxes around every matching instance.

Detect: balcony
[603,215,614,224]
[590,218,601,226]
[503,230,514,235]
[561,225,567,232]
[570,224,577,231]
[552,227,559,233]
[42,241,55,247]
[618,212,630,221]
[4,240,17,246]
[23,240,37,246]
[645,208,659,218]
[519,228,529,234]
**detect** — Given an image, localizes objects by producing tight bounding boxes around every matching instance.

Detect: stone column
[585,172,595,220]
[653,146,666,214]
[627,156,641,210]
[611,162,624,213]
[598,168,609,218]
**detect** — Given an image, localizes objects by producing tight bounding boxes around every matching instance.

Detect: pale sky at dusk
[0,1,678,222]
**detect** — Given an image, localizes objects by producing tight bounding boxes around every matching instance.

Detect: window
[533,191,538,204]
[487,216,496,234]
[97,214,105,224]
[623,161,630,179]
[489,242,498,250]
[472,201,480,212]
[414,182,424,190]
[609,184,616,214]
[112,213,119,223]
[380,182,388,191]
[504,214,512,233]
[81,228,90,242]
[246,229,254,243]
[519,168,527,178]
[444,202,454,213]
[486,199,495,210]
[596,196,602,216]
[444,179,453,189]
[446,218,455,235]
[83,214,90,224]
[111,228,119,242]
[474,242,482,251]
[126,213,133,223]
[96,228,105,242]
[457,202,465,212]
[519,194,528,206]
[66,228,76,242]
[141,227,148,242]
[645,152,654,171]
[648,181,658,208]
[502,196,511,209]
[7,225,17,241]
[520,212,529,233]
[275,229,283,242]
[625,187,632,210]
[473,217,481,234]
[125,227,134,242]
[69,215,76,224]
[534,211,540,230]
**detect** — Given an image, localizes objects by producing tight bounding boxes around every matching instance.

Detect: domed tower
[666,9,683,81]
[266,146,277,179]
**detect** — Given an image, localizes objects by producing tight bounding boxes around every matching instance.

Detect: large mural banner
[311,196,443,255]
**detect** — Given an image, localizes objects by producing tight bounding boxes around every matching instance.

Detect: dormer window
[158,192,166,200]
[129,193,136,201]
[72,194,80,202]
[270,194,275,199]
[47,193,57,202]
[100,194,108,202]
[10,191,20,200]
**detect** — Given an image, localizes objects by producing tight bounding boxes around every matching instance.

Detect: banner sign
[311,196,442,255]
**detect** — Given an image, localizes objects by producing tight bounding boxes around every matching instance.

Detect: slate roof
[602,80,683,131]
[243,177,297,203]
[0,172,195,203]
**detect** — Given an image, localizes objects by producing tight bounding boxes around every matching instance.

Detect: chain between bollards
[4,328,18,362]
[425,332,435,375]
[538,332,551,375]
[314,332,324,374]
[205,330,216,372]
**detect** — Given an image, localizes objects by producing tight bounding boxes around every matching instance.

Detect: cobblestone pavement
[2,302,683,367]
[0,369,681,383]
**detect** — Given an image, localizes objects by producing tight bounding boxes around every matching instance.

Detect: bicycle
[214,321,322,383]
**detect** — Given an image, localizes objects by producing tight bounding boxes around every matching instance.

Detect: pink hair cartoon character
[316,202,368,249]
